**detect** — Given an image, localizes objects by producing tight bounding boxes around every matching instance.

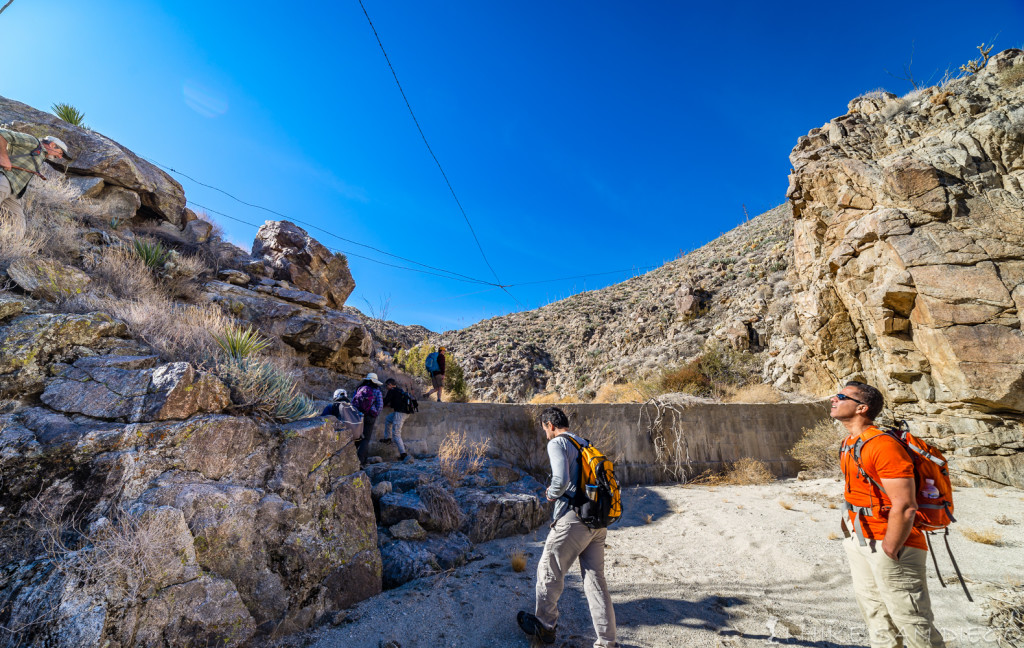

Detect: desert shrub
[105,296,232,365]
[214,323,270,359]
[510,549,527,572]
[998,64,1024,88]
[51,102,86,127]
[394,343,469,402]
[437,429,489,486]
[91,245,160,299]
[592,382,645,404]
[725,383,784,403]
[657,344,759,399]
[790,419,842,476]
[216,355,315,422]
[529,392,567,404]
[692,458,775,486]
[0,209,43,267]
[132,238,171,270]
[960,527,1002,546]
[417,482,462,532]
[660,365,711,395]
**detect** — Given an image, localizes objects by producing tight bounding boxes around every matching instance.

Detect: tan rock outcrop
[252,221,355,309]
[781,49,1024,487]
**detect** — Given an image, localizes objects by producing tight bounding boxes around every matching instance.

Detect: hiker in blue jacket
[351,373,384,466]
[423,347,446,402]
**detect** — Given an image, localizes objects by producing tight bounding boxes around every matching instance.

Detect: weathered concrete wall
[401,400,829,485]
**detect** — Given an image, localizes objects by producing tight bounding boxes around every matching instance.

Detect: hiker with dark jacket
[518,407,617,647]
[0,128,72,225]
[351,373,384,466]
[835,381,944,648]
[381,378,416,461]
[423,347,446,402]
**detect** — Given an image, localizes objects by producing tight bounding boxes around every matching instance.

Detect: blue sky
[4,1,1021,331]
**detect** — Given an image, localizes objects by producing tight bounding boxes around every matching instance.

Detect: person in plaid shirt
[0,128,72,224]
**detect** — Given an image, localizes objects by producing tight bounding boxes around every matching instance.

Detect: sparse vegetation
[417,482,463,533]
[214,323,270,359]
[691,458,776,486]
[437,429,489,486]
[216,355,315,422]
[779,500,794,510]
[510,549,528,572]
[395,342,470,402]
[994,515,1017,526]
[51,102,86,127]
[960,527,1002,546]
[657,344,760,399]
[790,419,842,476]
[960,43,995,75]
[132,237,171,270]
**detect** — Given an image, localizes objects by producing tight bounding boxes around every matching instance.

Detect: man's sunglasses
[834,393,865,405]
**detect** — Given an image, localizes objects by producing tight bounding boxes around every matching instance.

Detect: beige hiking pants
[844,536,945,648]
[0,174,25,226]
[535,511,617,648]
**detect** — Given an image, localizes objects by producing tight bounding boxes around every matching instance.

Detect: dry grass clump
[657,345,760,400]
[779,500,794,510]
[438,429,490,486]
[724,383,784,403]
[417,481,463,533]
[960,527,1003,546]
[693,458,775,486]
[107,295,233,365]
[529,392,575,404]
[592,383,646,404]
[987,584,1024,646]
[0,209,44,267]
[509,549,528,573]
[790,419,842,476]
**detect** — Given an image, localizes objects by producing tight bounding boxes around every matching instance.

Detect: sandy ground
[287,480,1023,648]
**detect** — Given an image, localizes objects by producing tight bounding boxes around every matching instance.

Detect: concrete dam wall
[399,400,829,485]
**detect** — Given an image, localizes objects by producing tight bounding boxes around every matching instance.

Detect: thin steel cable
[505,265,662,288]
[356,0,521,308]
[144,155,495,287]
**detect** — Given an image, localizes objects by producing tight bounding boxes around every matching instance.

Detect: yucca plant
[51,102,86,127]
[216,355,315,422]
[132,238,170,270]
[213,324,270,359]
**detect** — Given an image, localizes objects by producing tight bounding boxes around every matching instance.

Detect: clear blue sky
[4,1,1021,331]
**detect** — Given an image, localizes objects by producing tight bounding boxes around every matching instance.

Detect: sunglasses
[833,393,865,405]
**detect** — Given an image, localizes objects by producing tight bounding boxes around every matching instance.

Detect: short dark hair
[385,378,397,386]
[540,407,569,430]
[845,381,885,420]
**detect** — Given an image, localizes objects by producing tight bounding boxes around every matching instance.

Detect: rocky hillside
[442,204,794,402]
[775,49,1024,488]
[0,95,547,646]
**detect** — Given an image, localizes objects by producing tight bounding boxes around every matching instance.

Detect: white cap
[332,388,347,401]
[365,372,383,386]
[41,136,72,160]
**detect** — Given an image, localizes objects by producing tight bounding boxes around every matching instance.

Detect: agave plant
[216,355,315,422]
[213,324,270,359]
[51,102,86,127]
[132,238,171,270]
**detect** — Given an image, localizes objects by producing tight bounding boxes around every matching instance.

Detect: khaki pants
[844,536,945,648]
[0,174,25,226]
[535,511,617,648]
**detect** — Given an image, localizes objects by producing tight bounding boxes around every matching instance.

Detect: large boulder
[251,221,355,308]
[782,49,1024,487]
[0,95,186,226]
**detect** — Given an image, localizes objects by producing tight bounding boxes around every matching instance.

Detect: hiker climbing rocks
[351,373,384,467]
[381,378,417,461]
[0,128,72,224]
[834,381,945,648]
[422,346,446,402]
[518,407,617,647]
[321,388,364,444]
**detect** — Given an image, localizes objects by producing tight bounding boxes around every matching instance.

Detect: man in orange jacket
[833,381,944,648]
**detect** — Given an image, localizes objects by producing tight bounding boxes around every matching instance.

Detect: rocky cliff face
[443,205,794,402]
[0,312,381,646]
[778,49,1024,487]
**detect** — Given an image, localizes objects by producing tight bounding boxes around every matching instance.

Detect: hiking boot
[399,453,408,461]
[517,611,555,644]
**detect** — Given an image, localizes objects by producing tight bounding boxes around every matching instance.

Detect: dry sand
[292,480,1023,648]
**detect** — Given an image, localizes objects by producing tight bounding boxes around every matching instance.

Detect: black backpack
[392,388,418,414]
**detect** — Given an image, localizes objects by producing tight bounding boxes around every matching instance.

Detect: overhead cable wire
[505,265,662,288]
[355,0,523,309]
[142,155,494,287]
[188,201,492,285]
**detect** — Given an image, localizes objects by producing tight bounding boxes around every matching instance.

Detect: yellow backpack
[560,435,622,529]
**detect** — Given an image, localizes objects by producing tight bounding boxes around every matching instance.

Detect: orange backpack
[842,421,971,600]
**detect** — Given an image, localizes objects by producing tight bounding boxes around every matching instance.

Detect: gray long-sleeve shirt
[546,432,584,521]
